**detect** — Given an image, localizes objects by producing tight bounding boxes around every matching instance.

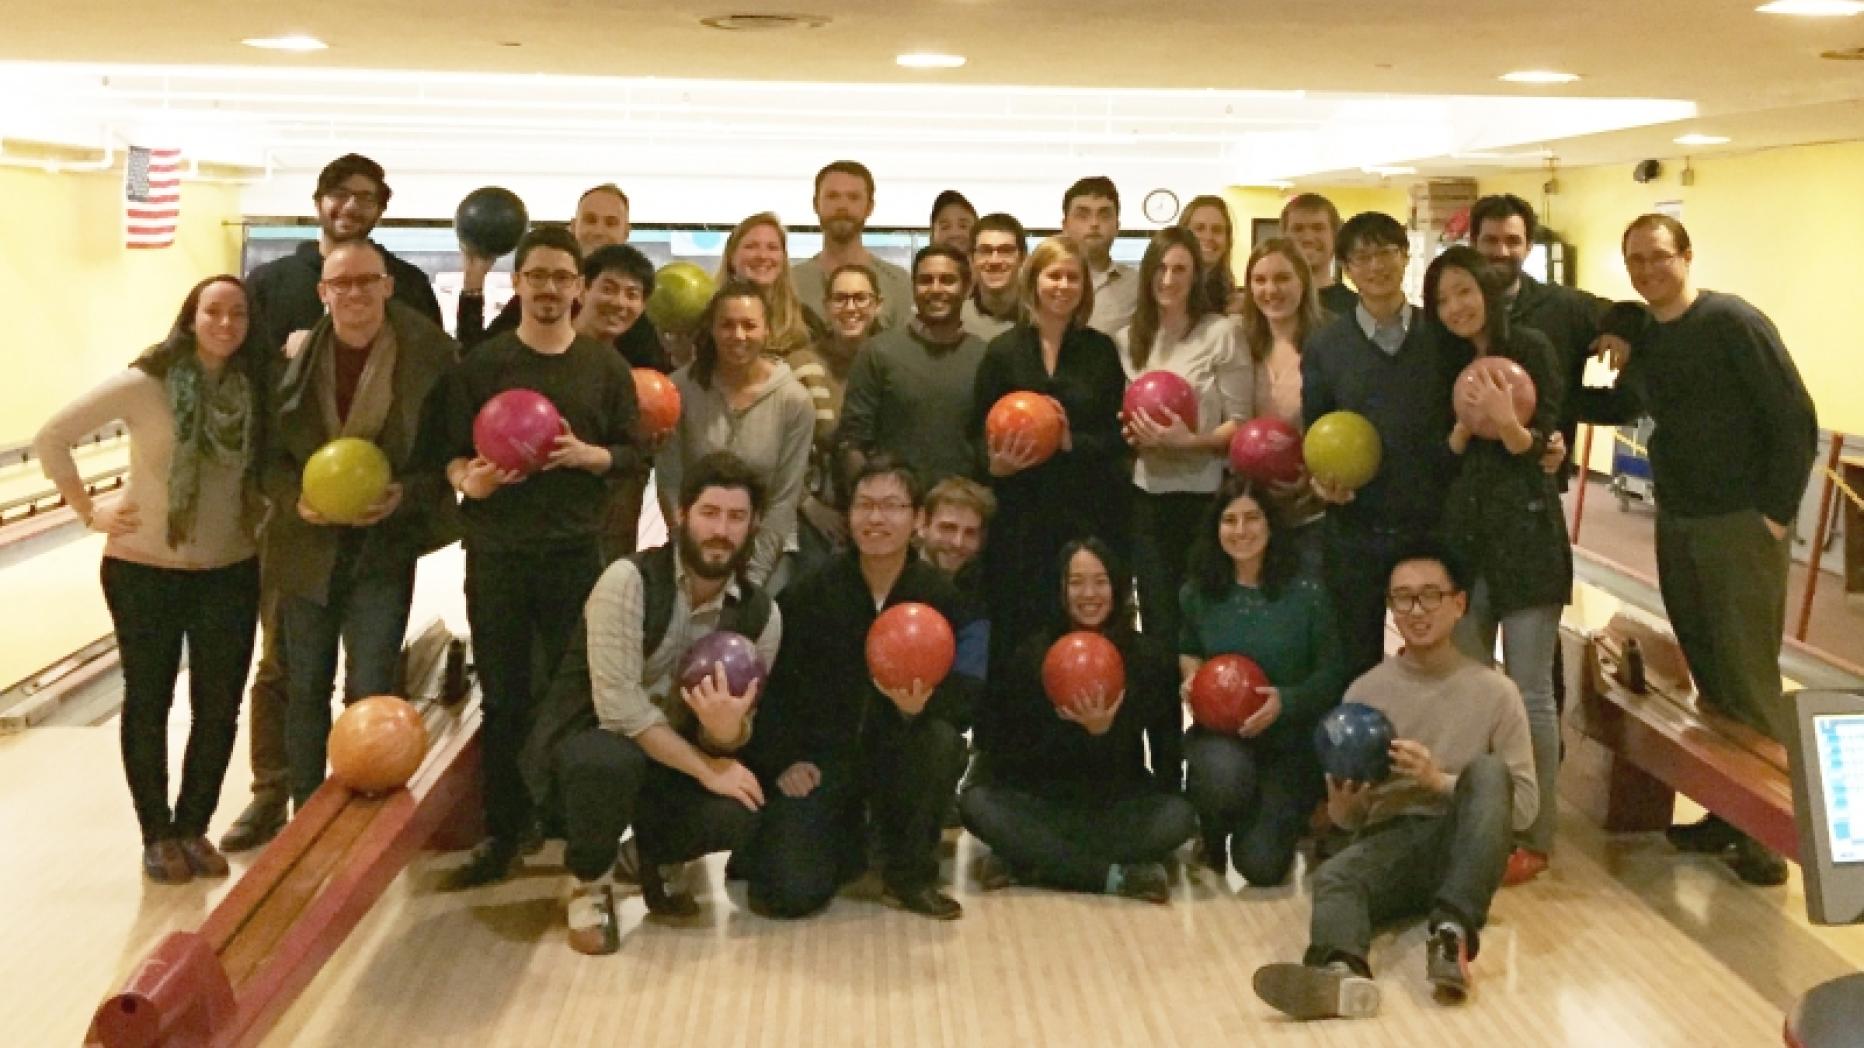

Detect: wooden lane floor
[0,524,113,698]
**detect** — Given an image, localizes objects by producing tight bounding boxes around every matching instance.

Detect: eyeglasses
[830,292,876,308]
[1347,245,1407,269]
[320,274,389,295]
[1387,587,1453,614]
[519,269,581,290]
[974,244,1022,259]
[324,187,382,209]
[851,497,913,516]
[1624,251,1682,270]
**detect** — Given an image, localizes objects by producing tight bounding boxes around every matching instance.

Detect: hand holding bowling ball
[473,388,563,477]
[678,630,767,698]
[985,391,1067,475]
[1314,702,1396,785]
[1387,738,1450,794]
[1454,356,1537,440]
[1187,654,1275,735]
[1304,411,1382,498]
[543,419,609,474]
[454,187,529,259]
[1054,686,1123,736]
[1121,370,1199,449]
[328,695,428,795]
[867,602,956,709]
[301,437,392,525]
[1041,631,1126,715]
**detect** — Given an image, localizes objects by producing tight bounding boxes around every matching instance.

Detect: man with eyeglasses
[457,183,641,349]
[791,161,913,333]
[963,213,1027,343]
[576,244,671,560]
[221,152,444,854]
[1062,176,1139,336]
[740,455,979,921]
[1253,540,1536,1019]
[1303,212,1464,681]
[265,242,460,810]
[426,225,644,889]
[1281,193,1358,318]
[1570,213,1818,887]
[838,245,987,489]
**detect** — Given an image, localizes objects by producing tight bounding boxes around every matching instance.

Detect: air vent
[699,13,830,31]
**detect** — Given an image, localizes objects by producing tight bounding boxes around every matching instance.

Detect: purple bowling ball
[677,630,767,697]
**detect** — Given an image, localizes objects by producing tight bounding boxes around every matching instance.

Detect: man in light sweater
[1253,539,1536,1019]
[790,161,913,333]
[521,452,779,954]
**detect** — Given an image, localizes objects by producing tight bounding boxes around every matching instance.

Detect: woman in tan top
[34,274,273,884]
[1238,238,1330,579]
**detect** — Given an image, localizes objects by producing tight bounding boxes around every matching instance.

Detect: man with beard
[429,225,644,889]
[220,153,443,853]
[1062,176,1138,336]
[962,213,1027,343]
[522,452,779,954]
[838,245,986,489]
[791,161,912,333]
[1281,193,1358,318]
[457,183,638,348]
[576,245,672,559]
[741,455,978,920]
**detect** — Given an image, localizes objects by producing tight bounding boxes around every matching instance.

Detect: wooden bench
[1563,612,1797,860]
[84,621,482,1048]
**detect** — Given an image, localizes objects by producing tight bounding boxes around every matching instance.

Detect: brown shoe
[142,841,192,884]
[566,878,622,955]
[177,836,230,878]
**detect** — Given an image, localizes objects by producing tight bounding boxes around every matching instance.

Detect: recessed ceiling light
[1756,1,1864,16]
[1500,70,1581,84]
[242,34,328,52]
[699,13,829,31]
[896,52,966,69]
[1674,133,1731,146]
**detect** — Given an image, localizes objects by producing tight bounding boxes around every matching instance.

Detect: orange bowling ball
[633,368,682,443]
[985,391,1066,467]
[1041,630,1126,714]
[328,695,427,795]
[866,602,956,692]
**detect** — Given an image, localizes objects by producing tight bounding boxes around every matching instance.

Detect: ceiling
[3,1,1864,191]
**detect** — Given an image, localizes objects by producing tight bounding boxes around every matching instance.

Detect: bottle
[1623,637,1648,694]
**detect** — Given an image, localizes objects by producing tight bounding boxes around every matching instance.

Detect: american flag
[124,146,182,249]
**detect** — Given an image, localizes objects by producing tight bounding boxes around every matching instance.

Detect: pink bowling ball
[473,389,562,475]
[1122,370,1199,430]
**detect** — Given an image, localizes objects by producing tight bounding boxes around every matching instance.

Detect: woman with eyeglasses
[1179,476,1345,884]
[714,212,826,360]
[963,538,1195,903]
[34,275,273,883]
[785,264,882,576]
[656,279,815,589]
[1425,245,1569,886]
[1177,194,1244,314]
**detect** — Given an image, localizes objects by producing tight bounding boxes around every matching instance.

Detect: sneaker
[1666,814,1741,855]
[442,837,518,891]
[971,853,1014,892]
[887,884,963,920]
[1252,961,1380,1020]
[642,860,700,919]
[1114,863,1171,904]
[141,840,192,885]
[218,797,288,853]
[1426,924,1471,1003]
[1502,847,1548,888]
[566,878,622,955]
[1726,836,1789,887]
[176,836,230,878]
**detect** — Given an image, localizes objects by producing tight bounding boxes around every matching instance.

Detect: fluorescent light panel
[241,35,327,52]
[1500,70,1581,84]
[896,53,965,69]
[1756,1,1864,16]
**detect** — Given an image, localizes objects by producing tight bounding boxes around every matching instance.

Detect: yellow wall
[1480,141,1864,436]
[0,165,243,445]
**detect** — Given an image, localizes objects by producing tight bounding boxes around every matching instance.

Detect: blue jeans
[1452,578,1560,854]
[960,781,1195,892]
[281,542,417,807]
[1184,728,1324,886]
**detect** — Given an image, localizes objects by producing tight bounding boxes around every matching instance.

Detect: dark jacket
[747,553,978,777]
[1507,274,1610,489]
[262,301,461,604]
[247,239,442,353]
[1439,326,1573,615]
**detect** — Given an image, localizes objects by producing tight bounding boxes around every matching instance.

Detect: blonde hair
[1019,236,1095,329]
[1238,237,1325,363]
[716,212,812,357]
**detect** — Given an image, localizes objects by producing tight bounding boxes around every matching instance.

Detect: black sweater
[247,239,442,352]
[1570,291,1817,523]
[1508,275,1609,486]
[461,295,670,373]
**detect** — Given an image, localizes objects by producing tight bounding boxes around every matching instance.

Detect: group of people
[33,148,1819,1020]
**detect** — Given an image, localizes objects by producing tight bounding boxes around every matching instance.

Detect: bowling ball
[453,187,529,258]
[1453,356,1538,440]
[985,391,1065,467]
[328,695,428,795]
[1188,654,1271,734]
[1314,702,1396,784]
[1228,416,1305,485]
[1122,370,1199,430]
[677,630,768,697]
[301,437,391,524]
[473,388,561,475]
[866,602,956,692]
[632,368,682,443]
[646,262,716,334]
[1303,410,1382,491]
[1041,630,1126,714]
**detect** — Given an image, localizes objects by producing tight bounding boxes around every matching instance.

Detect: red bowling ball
[985,391,1066,467]
[633,368,682,443]
[1041,631,1126,714]
[1453,356,1538,440]
[866,602,956,692]
[1228,416,1305,485]
[1122,370,1199,430]
[473,388,561,475]
[1188,654,1272,734]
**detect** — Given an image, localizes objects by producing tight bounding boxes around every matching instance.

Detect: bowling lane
[0,435,128,519]
[0,522,113,693]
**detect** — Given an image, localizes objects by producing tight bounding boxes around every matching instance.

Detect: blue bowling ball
[1314,702,1396,784]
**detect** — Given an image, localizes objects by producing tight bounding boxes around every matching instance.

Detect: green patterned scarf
[164,354,255,548]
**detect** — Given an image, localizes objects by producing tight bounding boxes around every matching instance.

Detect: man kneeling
[523,451,780,954]
[1253,540,1537,1016]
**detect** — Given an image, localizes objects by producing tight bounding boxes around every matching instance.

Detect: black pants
[1131,489,1206,790]
[1655,509,1793,741]
[101,556,260,845]
[1184,728,1325,886]
[745,717,967,918]
[1323,518,1428,683]
[555,727,759,882]
[465,543,604,843]
[960,779,1195,892]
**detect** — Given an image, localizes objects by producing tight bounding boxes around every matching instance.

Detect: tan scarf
[314,322,399,442]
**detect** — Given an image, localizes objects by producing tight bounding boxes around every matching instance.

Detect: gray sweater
[837,322,986,486]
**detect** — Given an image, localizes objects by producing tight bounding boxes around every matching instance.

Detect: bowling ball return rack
[84,620,483,1048]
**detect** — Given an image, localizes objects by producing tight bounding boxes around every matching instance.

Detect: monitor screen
[1815,714,1864,864]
